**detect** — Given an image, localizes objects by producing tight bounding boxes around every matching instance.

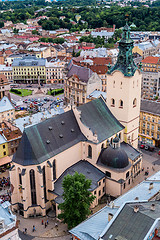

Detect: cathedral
[10,23,142,218]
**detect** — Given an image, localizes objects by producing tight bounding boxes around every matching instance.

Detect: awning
[0,156,11,167]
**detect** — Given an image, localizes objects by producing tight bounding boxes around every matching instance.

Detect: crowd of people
[0,176,11,203]
[0,176,10,188]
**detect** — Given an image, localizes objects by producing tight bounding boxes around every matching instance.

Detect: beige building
[107,23,142,149]
[10,97,142,218]
[0,65,13,82]
[0,74,10,100]
[64,63,102,106]
[9,23,142,219]
[0,96,15,123]
[45,60,66,84]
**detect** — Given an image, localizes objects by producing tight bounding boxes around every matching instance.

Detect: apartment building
[0,65,13,82]
[0,121,22,156]
[45,60,66,84]
[141,56,160,99]
[0,74,10,100]
[0,96,15,122]
[64,63,102,106]
[139,99,160,146]
[12,56,46,84]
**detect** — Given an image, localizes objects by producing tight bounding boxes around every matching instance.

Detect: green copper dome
[108,23,138,76]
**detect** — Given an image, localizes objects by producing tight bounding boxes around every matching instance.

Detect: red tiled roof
[81,46,95,50]
[90,65,108,74]
[142,56,159,64]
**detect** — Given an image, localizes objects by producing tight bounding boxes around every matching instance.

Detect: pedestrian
[47,219,48,225]
[25,228,27,234]
[42,219,44,225]
[33,225,35,232]
[45,222,47,228]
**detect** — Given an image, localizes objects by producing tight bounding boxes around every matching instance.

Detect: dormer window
[111,98,115,107]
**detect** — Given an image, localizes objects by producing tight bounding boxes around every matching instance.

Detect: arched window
[111,98,115,107]
[106,171,111,178]
[133,98,137,107]
[18,168,22,185]
[113,81,115,88]
[43,166,47,202]
[101,143,104,149]
[88,145,92,158]
[119,100,123,108]
[30,169,37,205]
[119,133,121,140]
[126,171,129,179]
[53,159,56,180]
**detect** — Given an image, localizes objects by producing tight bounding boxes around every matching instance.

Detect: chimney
[134,197,139,201]
[149,183,153,190]
[108,213,113,222]
[151,203,155,211]
[134,205,139,213]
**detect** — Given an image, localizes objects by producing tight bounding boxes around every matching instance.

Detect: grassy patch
[10,88,32,96]
[47,88,64,96]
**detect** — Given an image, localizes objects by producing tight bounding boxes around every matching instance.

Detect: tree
[58,172,95,229]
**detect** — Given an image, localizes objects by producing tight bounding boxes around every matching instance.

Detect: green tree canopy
[58,171,95,229]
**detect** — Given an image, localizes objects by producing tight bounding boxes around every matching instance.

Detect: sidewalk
[17,215,70,239]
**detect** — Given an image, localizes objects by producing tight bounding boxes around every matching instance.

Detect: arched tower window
[111,98,115,107]
[88,145,92,158]
[119,100,123,108]
[18,168,22,185]
[42,166,47,203]
[133,98,137,107]
[53,159,56,180]
[30,169,37,205]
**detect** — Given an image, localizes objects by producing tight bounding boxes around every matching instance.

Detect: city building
[0,65,13,83]
[139,99,160,146]
[70,171,160,240]
[64,63,102,106]
[0,121,22,156]
[133,40,159,58]
[71,57,112,92]
[10,23,142,219]
[0,201,20,240]
[0,75,10,100]
[10,97,142,218]
[0,97,15,122]
[141,56,160,99]
[12,56,46,84]
[45,60,66,84]
[107,23,142,149]
[97,201,160,240]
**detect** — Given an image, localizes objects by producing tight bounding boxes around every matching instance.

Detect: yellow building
[12,56,46,84]
[139,99,160,146]
[0,134,8,159]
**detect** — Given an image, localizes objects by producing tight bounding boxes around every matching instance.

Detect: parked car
[26,85,32,88]
[158,150,160,155]
[140,144,145,149]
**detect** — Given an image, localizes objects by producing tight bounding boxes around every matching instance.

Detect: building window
[128,179,130,185]
[103,178,105,183]
[106,171,111,178]
[19,173,22,185]
[152,118,155,123]
[3,151,6,156]
[30,170,37,205]
[94,190,96,195]
[123,183,126,189]
[152,125,154,130]
[111,98,115,107]
[99,190,101,196]
[147,131,149,135]
[103,187,105,193]
[119,100,123,108]
[53,160,56,180]
[133,98,137,107]
[126,171,129,179]
[43,166,47,203]
[99,181,101,186]
[101,143,104,149]
[3,145,5,149]
[88,145,92,158]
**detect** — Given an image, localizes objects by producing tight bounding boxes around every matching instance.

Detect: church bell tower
[106,22,142,148]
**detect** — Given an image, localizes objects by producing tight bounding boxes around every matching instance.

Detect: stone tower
[106,22,142,148]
